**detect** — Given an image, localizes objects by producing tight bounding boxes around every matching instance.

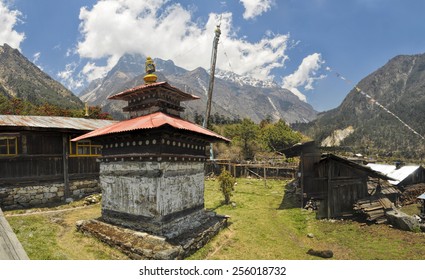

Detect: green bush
[217,168,236,205]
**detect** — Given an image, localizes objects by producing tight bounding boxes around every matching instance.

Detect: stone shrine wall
[100,161,206,238]
[100,161,204,217]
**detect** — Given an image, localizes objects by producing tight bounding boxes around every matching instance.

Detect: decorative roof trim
[108,81,200,101]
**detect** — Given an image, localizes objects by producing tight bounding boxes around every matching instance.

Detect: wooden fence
[205,161,298,179]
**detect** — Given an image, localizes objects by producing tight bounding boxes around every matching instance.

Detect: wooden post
[62,134,70,199]
[300,152,304,209]
[327,161,332,219]
[0,209,29,259]
[263,166,267,188]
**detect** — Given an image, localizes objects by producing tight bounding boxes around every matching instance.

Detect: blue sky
[2,0,425,112]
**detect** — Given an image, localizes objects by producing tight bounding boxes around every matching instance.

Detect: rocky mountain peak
[79,53,317,123]
[0,44,83,109]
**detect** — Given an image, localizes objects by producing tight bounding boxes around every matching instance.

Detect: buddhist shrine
[73,58,229,258]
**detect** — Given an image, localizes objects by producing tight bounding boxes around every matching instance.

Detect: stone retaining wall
[0,179,100,210]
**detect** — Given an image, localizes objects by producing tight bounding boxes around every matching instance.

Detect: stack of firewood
[354,195,394,224]
[400,183,425,205]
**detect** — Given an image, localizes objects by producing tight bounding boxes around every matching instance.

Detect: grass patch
[6,205,128,260]
[400,203,421,216]
[190,178,318,259]
[7,215,66,260]
[5,178,425,260]
[189,178,425,260]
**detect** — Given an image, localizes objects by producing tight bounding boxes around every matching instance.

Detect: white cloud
[32,52,41,63]
[31,51,43,70]
[239,0,274,20]
[0,1,25,49]
[65,48,74,57]
[74,0,289,83]
[57,62,85,90]
[282,53,325,102]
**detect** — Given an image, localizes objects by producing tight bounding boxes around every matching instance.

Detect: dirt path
[204,228,236,259]
[4,204,97,217]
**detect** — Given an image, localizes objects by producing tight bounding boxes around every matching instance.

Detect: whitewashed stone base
[100,161,208,238]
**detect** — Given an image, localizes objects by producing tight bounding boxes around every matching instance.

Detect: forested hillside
[296,53,425,159]
[0,44,83,110]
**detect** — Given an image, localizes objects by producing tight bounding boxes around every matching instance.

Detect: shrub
[217,168,236,205]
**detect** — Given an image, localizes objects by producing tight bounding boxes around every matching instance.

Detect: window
[70,140,102,157]
[0,136,18,156]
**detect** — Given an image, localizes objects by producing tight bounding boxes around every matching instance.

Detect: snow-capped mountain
[215,69,279,89]
[79,54,317,123]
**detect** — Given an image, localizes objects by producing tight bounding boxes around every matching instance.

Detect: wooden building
[0,115,116,209]
[282,142,391,218]
[313,154,391,219]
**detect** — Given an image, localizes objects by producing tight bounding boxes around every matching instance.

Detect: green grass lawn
[5,178,425,260]
[6,204,128,260]
[190,178,425,260]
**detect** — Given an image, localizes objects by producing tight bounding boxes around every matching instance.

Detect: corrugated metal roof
[367,163,420,185]
[72,112,230,142]
[0,115,117,131]
[108,81,200,101]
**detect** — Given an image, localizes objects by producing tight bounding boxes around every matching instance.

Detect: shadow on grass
[278,179,302,210]
[206,200,235,212]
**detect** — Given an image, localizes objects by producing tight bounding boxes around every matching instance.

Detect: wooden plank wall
[314,159,369,218]
[0,155,99,185]
[0,131,99,186]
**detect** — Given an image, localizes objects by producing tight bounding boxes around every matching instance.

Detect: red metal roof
[108,81,200,101]
[72,112,230,142]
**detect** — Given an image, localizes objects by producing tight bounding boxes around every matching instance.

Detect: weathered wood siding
[0,131,99,186]
[0,130,102,208]
[315,159,369,218]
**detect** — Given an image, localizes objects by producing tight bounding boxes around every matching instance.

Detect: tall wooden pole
[62,134,70,199]
[203,25,221,129]
[203,25,221,160]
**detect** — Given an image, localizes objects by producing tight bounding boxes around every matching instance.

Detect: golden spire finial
[84,102,89,117]
[144,56,157,84]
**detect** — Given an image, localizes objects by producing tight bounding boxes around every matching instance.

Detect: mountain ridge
[0,44,83,109]
[296,52,425,158]
[79,53,317,123]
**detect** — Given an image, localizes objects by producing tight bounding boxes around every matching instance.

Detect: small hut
[314,154,392,219]
[282,142,392,219]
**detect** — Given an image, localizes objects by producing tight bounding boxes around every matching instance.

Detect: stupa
[74,58,229,259]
